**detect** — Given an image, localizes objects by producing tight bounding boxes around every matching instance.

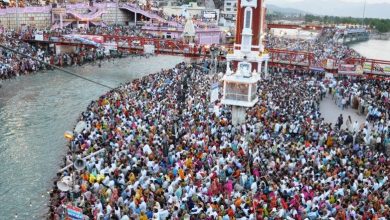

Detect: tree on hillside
[302,14,390,33]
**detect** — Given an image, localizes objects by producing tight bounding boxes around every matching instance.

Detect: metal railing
[225,93,249,102]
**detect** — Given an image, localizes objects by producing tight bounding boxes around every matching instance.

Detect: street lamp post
[173,115,178,145]
[7,9,10,29]
[362,0,367,27]
[297,27,302,40]
[16,0,19,28]
[210,46,219,75]
[115,0,119,26]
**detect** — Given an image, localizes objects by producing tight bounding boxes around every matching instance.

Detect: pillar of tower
[60,14,63,29]
[235,0,243,45]
[234,0,265,49]
[232,106,246,125]
[251,0,263,46]
[257,61,262,74]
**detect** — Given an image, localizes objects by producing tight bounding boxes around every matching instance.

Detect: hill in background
[268,0,390,19]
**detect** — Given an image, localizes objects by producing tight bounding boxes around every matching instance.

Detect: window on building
[226,2,231,5]
[226,8,231,11]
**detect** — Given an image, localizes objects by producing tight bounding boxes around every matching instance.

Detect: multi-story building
[222,0,237,20]
[162,2,219,21]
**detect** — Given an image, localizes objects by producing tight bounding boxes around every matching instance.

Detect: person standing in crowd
[337,114,344,130]
[346,115,352,130]
[342,96,347,110]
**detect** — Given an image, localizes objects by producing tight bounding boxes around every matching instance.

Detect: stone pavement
[319,95,366,130]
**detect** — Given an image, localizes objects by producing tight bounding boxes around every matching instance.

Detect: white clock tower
[221,0,269,125]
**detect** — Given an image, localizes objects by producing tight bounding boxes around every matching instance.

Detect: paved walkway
[319,95,366,130]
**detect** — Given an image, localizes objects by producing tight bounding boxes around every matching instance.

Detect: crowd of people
[0,26,134,81]
[21,25,147,39]
[0,23,218,81]
[330,78,389,152]
[48,62,389,220]
[1,2,388,220]
[266,27,362,68]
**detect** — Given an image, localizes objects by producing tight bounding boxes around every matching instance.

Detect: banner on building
[64,35,104,46]
[364,62,390,76]
[66,205,84,220]
[103,42,118,54]
[144,45,155,54]
[34,34,44,41]
[202,10,217,19]
[326,59,335,69]
[338,64,363,75]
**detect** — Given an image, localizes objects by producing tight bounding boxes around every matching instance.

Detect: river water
[350,39,390,60]
[0,55,186,219]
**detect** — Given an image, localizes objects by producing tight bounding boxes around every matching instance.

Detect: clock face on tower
[238,62,252,75]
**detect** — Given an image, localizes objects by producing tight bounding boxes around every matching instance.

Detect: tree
[305,14,316,23]
[300,14,390,33]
